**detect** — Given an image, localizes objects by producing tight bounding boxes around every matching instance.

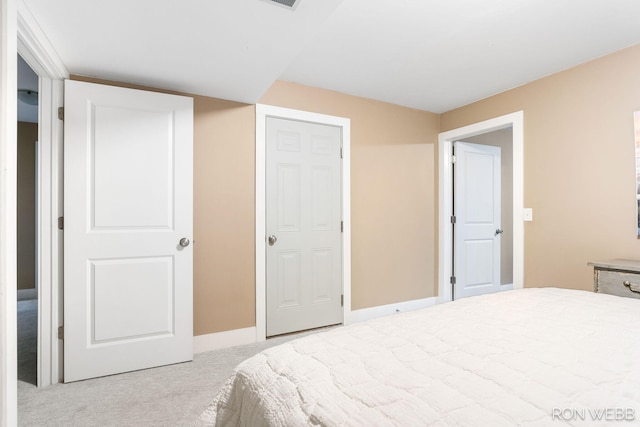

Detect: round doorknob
[268,235,277,246]
[179,238,190,248]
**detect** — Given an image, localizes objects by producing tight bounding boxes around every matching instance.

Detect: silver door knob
[495,229,504,236]
[179,238,190,247]
[268,235,277,246]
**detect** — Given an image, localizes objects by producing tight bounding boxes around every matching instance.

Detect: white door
[453,141,501,300]
[266,117,342,336]
[63,80,193,382]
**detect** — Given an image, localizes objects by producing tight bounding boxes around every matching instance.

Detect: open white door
[265,117,343,336]
[453,141,501,300]
[63,80,193,382]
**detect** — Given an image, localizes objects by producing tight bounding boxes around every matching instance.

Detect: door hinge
[451,155,457,164]
[341,294,344,307]
[341,220,343,233]
[450,215,456,224]
[340,147,343,159]
[58,325,64,340]
[58,107,64,121]
[58,216,64,230]
[450,276,456,285]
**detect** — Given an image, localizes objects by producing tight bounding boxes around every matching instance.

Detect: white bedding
[197,288,640,426]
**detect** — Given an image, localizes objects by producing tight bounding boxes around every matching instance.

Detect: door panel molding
[453,142,501,299]
[255,104,351,342]
[265,117,342,336]
[63,80,193,382]
[438,111,524,303]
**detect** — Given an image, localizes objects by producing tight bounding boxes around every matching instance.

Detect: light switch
[523,208,533,222]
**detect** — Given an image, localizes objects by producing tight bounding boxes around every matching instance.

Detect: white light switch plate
[523,208,533,222]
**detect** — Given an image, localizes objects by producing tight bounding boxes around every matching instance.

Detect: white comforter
[198,288,640,426]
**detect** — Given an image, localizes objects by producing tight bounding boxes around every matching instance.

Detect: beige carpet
[17,301,321,426]
[18,299,38,386]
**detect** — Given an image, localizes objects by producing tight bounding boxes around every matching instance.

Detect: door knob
[268,235,277,246]
[179,238,190,247]
[495,229,504,236]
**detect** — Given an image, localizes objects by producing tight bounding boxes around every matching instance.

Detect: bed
[197,288,640,426]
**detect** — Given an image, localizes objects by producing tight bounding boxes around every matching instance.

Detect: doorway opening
[17,9,68,388]
[452,131,513,300]
[17,54,39,386]
[438,111,524,303]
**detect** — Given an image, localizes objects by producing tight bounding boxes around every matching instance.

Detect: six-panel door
[266,117,343,336]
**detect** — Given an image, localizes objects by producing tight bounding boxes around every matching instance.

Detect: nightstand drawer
[595,270,640,299]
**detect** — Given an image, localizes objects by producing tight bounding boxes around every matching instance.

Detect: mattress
[197,288,640,426]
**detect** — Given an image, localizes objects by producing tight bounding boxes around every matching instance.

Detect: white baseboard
[195,290,513,354]
[347,297,437,324]
[194,298,439,353]
[17,288,37,301]
[193,326,257,354]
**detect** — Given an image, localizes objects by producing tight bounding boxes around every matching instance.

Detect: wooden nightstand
[588,259,640,300]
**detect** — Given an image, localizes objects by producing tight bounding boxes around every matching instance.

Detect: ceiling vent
[264,0,300,10]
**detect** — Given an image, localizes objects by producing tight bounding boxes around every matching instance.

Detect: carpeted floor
[17,301,321,426]
[18,299,38,386]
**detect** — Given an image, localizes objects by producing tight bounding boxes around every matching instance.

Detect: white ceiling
[21,0,640,113]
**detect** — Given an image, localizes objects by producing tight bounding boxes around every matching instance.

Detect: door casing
[17,1,68,388]
[2,1,67,421]
[255,104,351,342]
[1,1,18,423]
[438,111,524,303]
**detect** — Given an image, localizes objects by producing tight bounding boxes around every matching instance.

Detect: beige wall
[441,43,640,291]
[191,96,255,335]
[261,82,439,308]
[68,41,640,334]
[71,76,438,335]
[17,121,37,290]
[463,128,513,285]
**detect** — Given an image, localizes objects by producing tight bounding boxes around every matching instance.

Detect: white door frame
[255,104,351,342]
[1,0,19,423]
[438,111,524,303]
[17,0,68,388]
